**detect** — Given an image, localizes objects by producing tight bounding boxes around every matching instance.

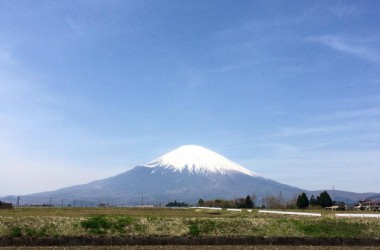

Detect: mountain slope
[12,145,300,205]
[3,145,376,206]
[24,165,301,206]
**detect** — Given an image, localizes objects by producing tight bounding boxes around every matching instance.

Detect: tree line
[296,191,333,209]
[165,195,256,209]
[165,200,189,207]
[197,195,256,209]
[165,191,335,209]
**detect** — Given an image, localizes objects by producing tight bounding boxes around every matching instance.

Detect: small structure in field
[326,201,347,211]
[0,201,12,209]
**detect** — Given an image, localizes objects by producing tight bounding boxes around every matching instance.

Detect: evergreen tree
[319,191,333,208]
[245,195,254,208]
[302,193,310,208]
[296,193,309,209]
[296,194,302,208]
[165,200,188,207]
[309,195,316,206]
[197,199,204,207]
[315,196,321,206]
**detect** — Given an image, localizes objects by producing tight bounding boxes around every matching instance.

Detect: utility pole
[369,200,371,211]
[333,185,336,201]
[16,196,20,207]
[141,192,144,206]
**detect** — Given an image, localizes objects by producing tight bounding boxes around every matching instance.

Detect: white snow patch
[145,145,258,177]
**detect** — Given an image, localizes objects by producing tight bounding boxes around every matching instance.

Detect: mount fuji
[4,145,306,206]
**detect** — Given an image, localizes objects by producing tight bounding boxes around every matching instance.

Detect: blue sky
[1,0,379,195]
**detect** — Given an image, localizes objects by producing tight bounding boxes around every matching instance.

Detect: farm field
[0,207,239,218]
[1,206,377,218]
[0,207,380,247]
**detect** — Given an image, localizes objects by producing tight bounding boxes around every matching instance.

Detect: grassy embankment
[0,207,379,238]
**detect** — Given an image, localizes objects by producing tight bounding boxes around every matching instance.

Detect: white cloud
[257,143,299,156]
[276,119,380,138]
[311,35,380,63]
[275,125,349,137]
[326,4,357,18]
[315,108,380,121]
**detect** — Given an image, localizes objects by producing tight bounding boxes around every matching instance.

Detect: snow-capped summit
[145,145,258,177]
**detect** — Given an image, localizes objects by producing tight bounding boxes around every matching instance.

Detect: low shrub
[80,216,137,235]
[24,226,48,237]
[80,216,111,234]
[189,222,200,236]
[114,216,135,233]
[10,227,22,237]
